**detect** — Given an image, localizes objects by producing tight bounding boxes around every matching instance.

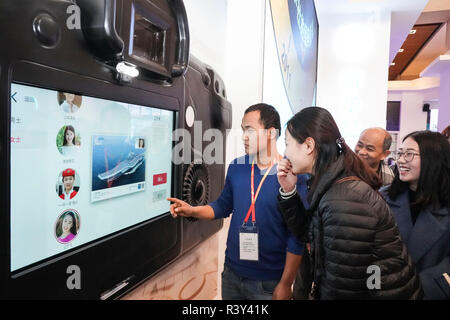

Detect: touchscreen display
[10,83,174,272]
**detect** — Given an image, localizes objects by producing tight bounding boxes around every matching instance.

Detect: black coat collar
[309,156,346,211]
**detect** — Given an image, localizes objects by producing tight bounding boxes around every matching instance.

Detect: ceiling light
[390,62,396,66]
[409,29,416,34]
[398,48,404,53]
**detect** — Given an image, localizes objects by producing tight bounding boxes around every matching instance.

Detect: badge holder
[238,159,276,262]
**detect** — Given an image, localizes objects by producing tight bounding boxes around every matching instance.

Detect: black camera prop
[78,0,190,82]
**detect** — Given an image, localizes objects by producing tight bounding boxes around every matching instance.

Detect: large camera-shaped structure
[0,0,231,299]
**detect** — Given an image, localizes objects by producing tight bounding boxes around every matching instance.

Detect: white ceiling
[314,0,429,64]
[423,0,450,12]
[315,0,428,14]
[401,24,448,79]
[398,0,450,79]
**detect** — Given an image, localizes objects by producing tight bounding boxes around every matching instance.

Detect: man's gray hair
[382,130,392,152]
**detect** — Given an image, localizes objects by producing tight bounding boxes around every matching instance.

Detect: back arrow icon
[11,92,17,103]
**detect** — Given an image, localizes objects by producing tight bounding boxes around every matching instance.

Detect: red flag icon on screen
[153,173,167,186]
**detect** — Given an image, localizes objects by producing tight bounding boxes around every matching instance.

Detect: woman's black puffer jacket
[278,157,423,299]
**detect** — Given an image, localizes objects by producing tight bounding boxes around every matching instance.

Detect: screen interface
[10,82,174,272]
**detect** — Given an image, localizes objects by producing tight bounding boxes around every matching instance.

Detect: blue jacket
[209,155,305,281]
[380,187,450,300]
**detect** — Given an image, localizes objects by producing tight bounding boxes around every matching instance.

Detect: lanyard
[243,158,276,224]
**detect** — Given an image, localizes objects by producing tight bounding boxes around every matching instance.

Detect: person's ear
[304,137,315,155]
[381,149,391,160]
[269,128,278,140]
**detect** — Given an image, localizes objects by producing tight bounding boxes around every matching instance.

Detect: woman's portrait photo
[56,125,81,156]
[57,91,82,114]
[55,210,80,244]
[136,138,145,149]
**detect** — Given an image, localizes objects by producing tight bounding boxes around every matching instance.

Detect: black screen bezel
[1,60,183,298]
[10,82,176,277]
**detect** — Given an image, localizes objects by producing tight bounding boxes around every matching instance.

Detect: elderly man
[355,127,395,186]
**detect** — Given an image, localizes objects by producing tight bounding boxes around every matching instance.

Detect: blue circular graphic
[288,0,318,71]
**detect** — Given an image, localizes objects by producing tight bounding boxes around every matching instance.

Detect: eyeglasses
[393,151,420,162]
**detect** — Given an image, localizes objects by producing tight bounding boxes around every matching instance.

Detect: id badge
[239,224,259,261]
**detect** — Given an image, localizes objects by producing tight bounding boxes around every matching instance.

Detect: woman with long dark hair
[63,125,76,146]
[60,125,79,156]
[56,211,78,244]
[276,107,422,299]
[381,131,449,299]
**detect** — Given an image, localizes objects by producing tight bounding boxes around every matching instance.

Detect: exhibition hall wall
[314,7,391,148]
[438,66,450,131]
[388,83,438,144]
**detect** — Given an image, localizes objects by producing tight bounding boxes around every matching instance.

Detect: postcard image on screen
[91,135,146,202]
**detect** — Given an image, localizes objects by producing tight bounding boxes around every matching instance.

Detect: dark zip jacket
[277,157,423,299]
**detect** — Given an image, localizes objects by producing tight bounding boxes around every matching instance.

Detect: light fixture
[409,29,417,34]
[116,61,139,78]
[398,48,404,53]
[390,62,396,66]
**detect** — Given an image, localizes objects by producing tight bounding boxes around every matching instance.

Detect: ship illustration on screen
[98,152,145,182]
[91,135,146,202]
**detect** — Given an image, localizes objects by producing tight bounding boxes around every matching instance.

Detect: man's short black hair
[244,103,281,138]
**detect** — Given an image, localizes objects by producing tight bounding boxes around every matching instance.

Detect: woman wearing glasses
[381,131,450,300]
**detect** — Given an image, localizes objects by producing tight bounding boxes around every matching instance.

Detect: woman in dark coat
[276,107,422,299]
[380,131,450,299]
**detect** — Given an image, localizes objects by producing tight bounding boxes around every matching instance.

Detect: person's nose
[358,148,368,156]
[396,154,407,164]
